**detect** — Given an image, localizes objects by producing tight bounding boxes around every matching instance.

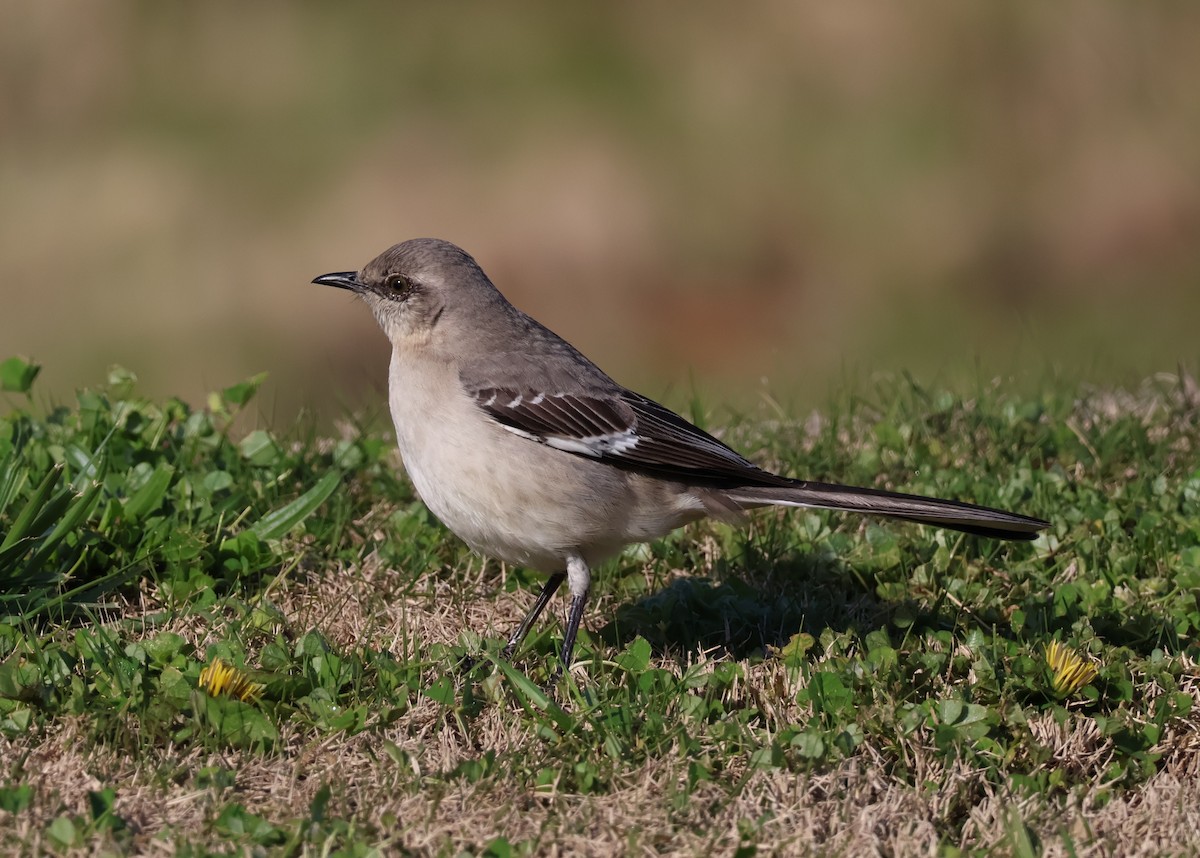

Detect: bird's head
[313,238,501,346]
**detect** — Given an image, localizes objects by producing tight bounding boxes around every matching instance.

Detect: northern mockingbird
[314,238,1047,673]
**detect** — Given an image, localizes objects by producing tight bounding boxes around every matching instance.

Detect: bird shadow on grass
[596,546,892,663]
[596,542,1193,665]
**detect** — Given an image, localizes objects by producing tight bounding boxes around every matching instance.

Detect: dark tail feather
[725,480,1047,541]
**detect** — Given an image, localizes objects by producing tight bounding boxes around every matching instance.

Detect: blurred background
[3,2,1198,427]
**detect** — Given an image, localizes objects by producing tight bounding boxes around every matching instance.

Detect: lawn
[1,357,1198,856]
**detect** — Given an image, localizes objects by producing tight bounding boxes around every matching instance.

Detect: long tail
[725,480,1047,541]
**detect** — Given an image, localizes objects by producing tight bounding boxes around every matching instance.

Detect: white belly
[386,347,705,572]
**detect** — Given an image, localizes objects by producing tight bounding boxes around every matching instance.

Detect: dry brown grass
[4,547,1199,856]
[6,714,1200,855]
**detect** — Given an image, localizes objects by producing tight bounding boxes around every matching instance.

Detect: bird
[313,238,1047,674]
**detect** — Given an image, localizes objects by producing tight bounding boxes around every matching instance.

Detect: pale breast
[386,347,711,572]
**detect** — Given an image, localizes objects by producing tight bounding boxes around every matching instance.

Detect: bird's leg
[554,554,592,678]
[502,571,566,659]
[558,590,590,675]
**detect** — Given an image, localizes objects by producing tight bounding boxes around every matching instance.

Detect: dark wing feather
[470,383,1049,539]
[471,385,786,487]
[617,391,787,483]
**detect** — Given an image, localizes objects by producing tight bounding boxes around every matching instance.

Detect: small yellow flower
[1044,640,1099,696]
[199,658,265,702]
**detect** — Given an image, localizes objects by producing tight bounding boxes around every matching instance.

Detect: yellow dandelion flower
[199,658,265,702]
[1044,640,1099,696]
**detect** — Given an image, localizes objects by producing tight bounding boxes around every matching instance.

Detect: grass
[1,356,1199,855]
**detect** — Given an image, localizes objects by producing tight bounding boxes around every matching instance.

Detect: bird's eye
[385,275,415,296]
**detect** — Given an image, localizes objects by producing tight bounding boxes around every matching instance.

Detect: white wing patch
[545,428,639,458]
[498,423,541,443]
[471,381,776,484]
[477,387,642,460]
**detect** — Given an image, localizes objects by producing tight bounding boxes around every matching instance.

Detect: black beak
[312,271,362,291]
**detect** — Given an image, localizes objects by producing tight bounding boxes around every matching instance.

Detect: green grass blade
[23,481,104,575]
[0,538,38,578]
[122,464,175,522]
[0,465,64,551]
[495,659,572,732]
[248,470,342,541]
[0,454,28,519]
